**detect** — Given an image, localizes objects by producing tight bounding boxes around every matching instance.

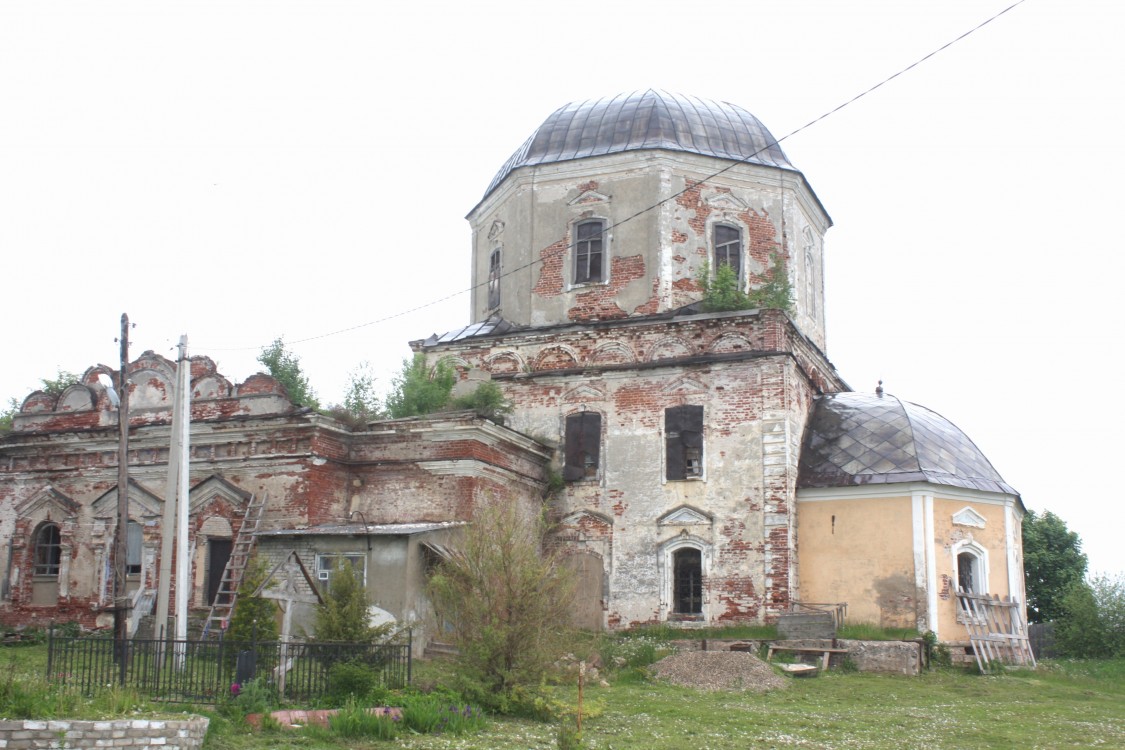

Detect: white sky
[2,1,1122,575]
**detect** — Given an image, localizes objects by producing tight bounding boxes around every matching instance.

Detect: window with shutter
[665,405,704,480]
[564,412,601,481]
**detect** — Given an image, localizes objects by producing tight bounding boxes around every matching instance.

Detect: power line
[200,0,1027,353]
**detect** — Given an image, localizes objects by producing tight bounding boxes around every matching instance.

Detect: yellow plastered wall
[798,496,917,629]
[932,498,1011,639]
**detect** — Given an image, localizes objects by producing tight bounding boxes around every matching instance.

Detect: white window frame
[571,218,610,287]
[658,536,711,622]
[951,540,989,596]
[315,553,368,587]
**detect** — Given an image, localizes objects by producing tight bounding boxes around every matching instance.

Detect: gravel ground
[651,650,789,692]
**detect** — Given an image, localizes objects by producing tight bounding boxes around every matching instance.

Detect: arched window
[953,541,988,595]
[488,248,502,309]
[574,220,605,284]
[713,224,742,279]
[673,547,703,615]
[34,523,61,577]
[957,551,980,594]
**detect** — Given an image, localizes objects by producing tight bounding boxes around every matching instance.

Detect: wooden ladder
[202,492,267,638]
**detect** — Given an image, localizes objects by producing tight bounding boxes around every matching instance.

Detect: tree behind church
[1023,509,1087,623]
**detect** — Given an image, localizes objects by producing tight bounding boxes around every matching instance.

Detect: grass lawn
[3,645,1122,749]
[203,659,1124,750]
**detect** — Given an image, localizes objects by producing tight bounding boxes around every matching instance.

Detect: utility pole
[173,336,191,664]
[156,336,188,650]
[114,313,131,674]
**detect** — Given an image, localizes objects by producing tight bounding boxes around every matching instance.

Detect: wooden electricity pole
[114,313,131,671]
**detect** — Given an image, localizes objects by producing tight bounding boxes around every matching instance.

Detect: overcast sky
[2,1,1122,575]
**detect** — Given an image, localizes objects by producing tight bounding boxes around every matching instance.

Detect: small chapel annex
[0,90,1025,646]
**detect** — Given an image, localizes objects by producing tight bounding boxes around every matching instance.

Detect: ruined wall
[467,151,830,350]
[422,309,844,629]
[1,356,550,631]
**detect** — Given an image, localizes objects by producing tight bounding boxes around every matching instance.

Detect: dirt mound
[651,650,789,692]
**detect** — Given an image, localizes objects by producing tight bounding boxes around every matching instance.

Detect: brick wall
[0,717,208,750]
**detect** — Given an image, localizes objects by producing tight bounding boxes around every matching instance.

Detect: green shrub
[326,660,388,704]
[1056,575,1125,658]
[557,720,584,750]
[400,694,487,735]
[220,678,277,720]
[327,698,401,740]
[427,499,575,713]
[922,630,952,668]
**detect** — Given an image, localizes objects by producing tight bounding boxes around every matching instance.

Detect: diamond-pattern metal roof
[798,392,1017,495]
[482,89,794,201]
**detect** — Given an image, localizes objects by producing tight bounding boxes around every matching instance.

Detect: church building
[0,90,1025,646]
[414,89,1026,636]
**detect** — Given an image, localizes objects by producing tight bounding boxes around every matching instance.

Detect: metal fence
[1028,622,1057,659]
[46,631,411,704]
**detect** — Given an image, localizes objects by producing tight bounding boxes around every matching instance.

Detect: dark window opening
[488,249,502,309]
[126,520,142,576]
[575,220,605,284]
[564,411,602,481]
[34,523,61,577]
[713,224,742,279]
[673,548,703,615]
[665,405,704,480]
[957,551,979,594]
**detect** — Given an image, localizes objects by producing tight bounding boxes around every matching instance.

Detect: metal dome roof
[482,89,794,200]
[798,392,1017,496]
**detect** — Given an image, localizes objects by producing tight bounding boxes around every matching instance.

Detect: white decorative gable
[189,474,253,514]
[952,506,987,528]
[658,505,712,525]
[563,384,606,403]
[662,376,707,395]
[15,485,80,520]
[568,189,612,206]
[92,480,164,520]
[704,191,748,210]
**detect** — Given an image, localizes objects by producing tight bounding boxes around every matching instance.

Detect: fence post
[46,625,55,682]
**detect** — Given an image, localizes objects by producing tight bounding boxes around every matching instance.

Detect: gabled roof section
[798,392,1018,496]
[189,474,252,513]
[15,486,81,519]
[91,478,165,519]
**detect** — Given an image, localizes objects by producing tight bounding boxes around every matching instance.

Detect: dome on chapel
[482,89,794,200]
[798,392,1018,496]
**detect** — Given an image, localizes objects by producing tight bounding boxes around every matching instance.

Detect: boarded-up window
[665,405,703,480]
[564,411,601,481]
[713,224,742,279]
[575,220,605,284]
[126,520,143,576]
